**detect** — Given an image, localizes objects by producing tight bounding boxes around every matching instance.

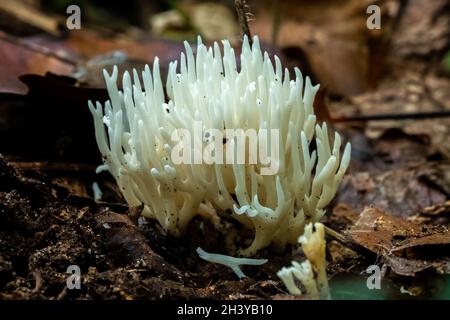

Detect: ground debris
[348,207,450,276]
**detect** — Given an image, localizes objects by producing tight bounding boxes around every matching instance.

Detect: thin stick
[235,0,252,44]
[324,225,376,259]
[333,110,450,122]
[271,1,280,46]
[10,161,96,173]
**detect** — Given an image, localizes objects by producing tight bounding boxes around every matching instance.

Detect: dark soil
[0,155,314,299]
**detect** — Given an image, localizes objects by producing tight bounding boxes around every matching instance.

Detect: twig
[324,225,347,243]
[324,225,376,259]
[271,1,280,46]
[10,161,96,173]
[332,110,450,122]
[234,0,252,44]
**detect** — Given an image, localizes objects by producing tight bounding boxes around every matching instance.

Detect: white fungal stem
[196,247,267,279]
[277,222,330,299]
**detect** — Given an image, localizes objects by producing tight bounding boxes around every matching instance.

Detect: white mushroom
[89,35,351,256]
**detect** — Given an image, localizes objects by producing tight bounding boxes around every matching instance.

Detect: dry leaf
[249,0,379,96]
[347,207,450,275]
[0,36,74,94]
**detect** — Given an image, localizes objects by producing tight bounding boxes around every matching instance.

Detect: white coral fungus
[196,247,267,279]
[277,222,329,299]
[88,35,351,256]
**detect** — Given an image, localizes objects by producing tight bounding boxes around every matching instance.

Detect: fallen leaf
[341,72,450,158]
[338,167,447,217]
[66,30,184,64]
[0,35,74,94]
[347,207,450,275]
[249,0,382,96]
[180,2,241,41]
[383,255,450,276]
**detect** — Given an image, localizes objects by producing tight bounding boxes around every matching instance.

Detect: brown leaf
[0,36,74,95]
[347,207,450,275]
[348,207,450,253]
[344,72,450,158]
[279,22,369,96]
[382,255,434,276]
[338,167,447,217]
[249,0,378,96]
[392,231,450,252]
[66,30,184,64]
[348,207,421,255]
[179,2,240,41]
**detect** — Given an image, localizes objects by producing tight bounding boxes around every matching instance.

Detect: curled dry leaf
[384,254,450,276]
[421,201,450,216]
[348,207,450,276]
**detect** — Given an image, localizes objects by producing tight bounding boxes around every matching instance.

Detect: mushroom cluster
[277,222,330,299]
[89,35,350,256]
